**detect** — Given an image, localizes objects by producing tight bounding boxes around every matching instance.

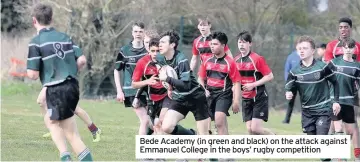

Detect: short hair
[339,17,352,28]
[32,3,53,25]
[149,37,160,48]
[198,17,211,25]
[145,29,159,39]
[237,30,252,43]
[210,31,228,45]
[342,39,356,48]
[133,22,145,29]
[317,43,327,49]
[296,35,316,49]
[160,30,180,50]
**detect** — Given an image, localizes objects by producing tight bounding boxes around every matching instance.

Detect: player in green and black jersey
[114,22,149,135]
[328,39,360,160]
[26,3,92,161]
[285,36,341,135]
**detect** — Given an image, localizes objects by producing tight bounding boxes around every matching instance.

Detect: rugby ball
[159,65,178,90]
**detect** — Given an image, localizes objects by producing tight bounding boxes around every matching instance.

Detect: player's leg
[125,96,149,135]
[161,100,195,135]
[193,94,211,135]
[342,105,360,160]
[250,94,275,135]
[37,87,52,138]
[242,99,255,134]
[214,93,232,135]
[331,106,344,134]
[74,107,101,142]
[207,95,216,135]
[48,79,93,161]
[315,114,332,161]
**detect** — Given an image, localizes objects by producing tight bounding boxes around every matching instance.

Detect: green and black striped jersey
[329,57,360,106]
[115,42,147,97]
[285,59,339,113]
[27,27,81,86]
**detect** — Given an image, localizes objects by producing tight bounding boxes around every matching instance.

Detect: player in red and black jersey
[324,17,360,63]
[132,37,171,122]
[190,18,233,71]
[198,32,241,135]
[234,31,275,135]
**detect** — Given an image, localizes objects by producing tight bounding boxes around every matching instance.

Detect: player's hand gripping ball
[158,65,178,90]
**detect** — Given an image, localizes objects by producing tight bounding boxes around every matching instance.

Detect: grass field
[1,80,358,161]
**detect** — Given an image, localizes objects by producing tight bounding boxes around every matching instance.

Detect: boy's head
[32,3,53,28]
[338,17,352,39]
[148,38,160,60]
[159,30,180,55]
[144,29,159,52]
[295,35,316,60]
[342,39,356,55]
[237,31,252,54]
[316,43,326,58]
[132,22,145,42]
[197,17,211,36]
[210,31,228,56]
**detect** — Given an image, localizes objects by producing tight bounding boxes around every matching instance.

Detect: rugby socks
[335,131,344,135]
[60,152,71,162]
[146,126,154,135]
[354,148,360,159]
[171,125,195,135]
[88,123,98,134]
[78,148,93,161]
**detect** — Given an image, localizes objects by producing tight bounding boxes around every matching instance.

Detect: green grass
[1,80,358,161]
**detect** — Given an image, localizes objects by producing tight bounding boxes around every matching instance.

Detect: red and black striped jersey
[198,54,241,93]
[132,54,167,101]
[235,52,272,99]
[192,35,230,62]
[324,39,360,62]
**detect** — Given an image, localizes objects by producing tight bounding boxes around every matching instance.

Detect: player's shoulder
[120,42,131,52]
[250,52,267,62]
[326,40,339,47]
[224,54,236,63]
[138,54,151,62]
[313,59,327,69]
[175,51,188,63]
[330,57,342,64]
[193,36,202,43]
[29,35,41,45]
[290,64,302,74]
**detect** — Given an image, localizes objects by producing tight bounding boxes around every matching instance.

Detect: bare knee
[161,123,175,134]
[214,115,226,130]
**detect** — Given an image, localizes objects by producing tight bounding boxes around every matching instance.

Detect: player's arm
[229,61,241,104]
[197,61,207,89]
[190,41,199,71]
[325,62,340,103]
[323,42,334,63]
[27,41,41,80]
[225,45,233,58]
[284,55,292,81]
[131,60,153,89]
[165,59,192,91]
[114,50,126,94]
[253,56,274,87]
[71,39,86,70]
[284,71,297,123]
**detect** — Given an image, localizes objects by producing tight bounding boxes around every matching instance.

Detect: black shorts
[169,93,210,121]
[124,95,147,108]
[331,104,356,123]
[208,90,232,121]
[46,78,79,121]
[147,96,172,121]
[242,92,269,122]
[302,109,331,135]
